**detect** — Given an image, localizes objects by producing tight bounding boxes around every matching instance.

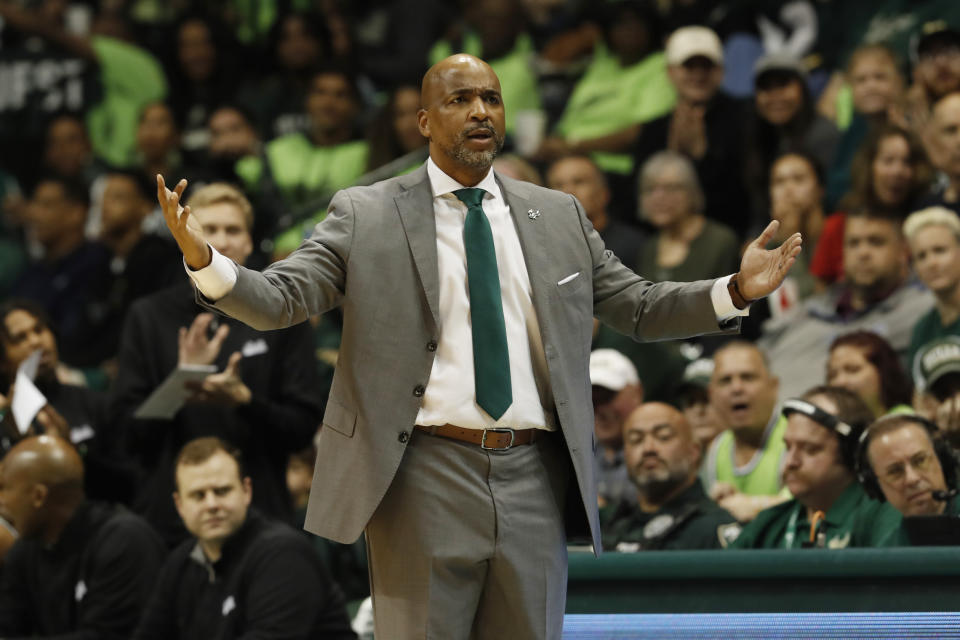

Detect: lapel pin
[527,209,541,220]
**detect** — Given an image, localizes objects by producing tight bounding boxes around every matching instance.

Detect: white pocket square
[557,272,580,286]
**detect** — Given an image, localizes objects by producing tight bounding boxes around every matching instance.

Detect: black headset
[782,398,864,470]
[855,413,959,501]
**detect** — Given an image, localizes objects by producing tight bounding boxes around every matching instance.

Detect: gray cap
[915,336,960,400]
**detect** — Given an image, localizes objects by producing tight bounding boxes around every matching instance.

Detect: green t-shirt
[554,45,676,174]
[909,308,960,388]
[703,415,788,497]
[729,482,902,549]
[86,36,168,168]
[428,32,541,135]
[241,134,369,255]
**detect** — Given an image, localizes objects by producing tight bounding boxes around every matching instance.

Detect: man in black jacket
[111,183,322,547]
[0,435,164,639]
[632,25,750,236]
[134,437,356,640]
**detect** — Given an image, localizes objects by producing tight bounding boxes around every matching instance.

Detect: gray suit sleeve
[206,189,356,330]
[573,195,737,341]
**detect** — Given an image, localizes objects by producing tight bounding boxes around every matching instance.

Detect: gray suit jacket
[205,164,734,551]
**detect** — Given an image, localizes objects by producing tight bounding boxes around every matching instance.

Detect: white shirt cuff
[184,246,237,301]
[711,275,750,322]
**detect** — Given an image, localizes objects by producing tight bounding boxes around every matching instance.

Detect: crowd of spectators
[3,0,960,636]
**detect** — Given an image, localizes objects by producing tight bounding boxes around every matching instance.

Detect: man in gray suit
[157,54,801,639]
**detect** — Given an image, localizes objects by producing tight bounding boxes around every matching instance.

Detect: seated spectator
[759,211,934,400]
[729,386,901,548]
[673,358,724,455]
[812,124,933,286]
[86,170,182,371]
[42,114,107,191]
[242,65,369,256]
[543,0,675,199]
[112,183,322,547]
[827,331,914,418]
[858,414,960,519]
[134,437,355,640]
[238,10,327,140]
[602,402,738,551]
[913,337,960,452]
[590,349,644,507]
[546,154,644,271]
[904,25,960,130]
[752,151,827,329]
[744,53,840,222]
[11,175,111,369]
[920,92,960,214]
[167,13,242,158]
[0,300,133,502]
[704,341,789,522]
[822,44,907,207]
[637,151,739,282]
[0,435,164,638]
[135,102,190,195]
[427,0,541,137]
[205,105,262,186]
[0,1,167,171]
[633,25,750,236]
[906,207,960,371]
[365,84,429,176]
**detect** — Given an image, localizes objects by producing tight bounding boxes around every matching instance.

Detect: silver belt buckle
[481,427,515,450]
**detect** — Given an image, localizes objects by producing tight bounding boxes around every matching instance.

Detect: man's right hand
[179,313,230,366]
[157,174,211,270]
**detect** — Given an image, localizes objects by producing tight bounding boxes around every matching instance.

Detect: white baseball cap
[666,26,724,66]
[589,349,640,391]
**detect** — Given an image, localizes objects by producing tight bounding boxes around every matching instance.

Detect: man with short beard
[728,386,900,548]
[601,402,737,551]
[158,53,802,639]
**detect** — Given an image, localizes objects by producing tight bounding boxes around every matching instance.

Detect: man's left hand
[738,220,802,301]
[186,352,252,406]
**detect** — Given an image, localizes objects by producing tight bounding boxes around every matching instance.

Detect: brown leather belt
[414,424,540,450]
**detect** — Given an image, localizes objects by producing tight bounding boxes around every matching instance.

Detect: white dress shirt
[187,158,748,431]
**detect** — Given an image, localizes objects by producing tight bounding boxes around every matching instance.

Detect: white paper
[12,351,46,435]
[133,364,218,420]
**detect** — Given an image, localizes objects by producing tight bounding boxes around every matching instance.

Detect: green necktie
[453,188,512,420]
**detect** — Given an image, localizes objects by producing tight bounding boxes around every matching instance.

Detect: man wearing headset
[726,386,901,548]
[857,413,960,519]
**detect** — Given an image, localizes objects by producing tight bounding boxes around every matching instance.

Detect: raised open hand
[178,313,231,366]
[157,174,210,270]
[738,220,803,301]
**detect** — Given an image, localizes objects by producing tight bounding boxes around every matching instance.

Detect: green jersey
[728,483,902,549]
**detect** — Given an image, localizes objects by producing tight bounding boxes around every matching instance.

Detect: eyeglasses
[880,450,937,484]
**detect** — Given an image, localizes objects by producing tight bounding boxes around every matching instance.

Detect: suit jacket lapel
[498,176,553,318]
[394,166,440,327]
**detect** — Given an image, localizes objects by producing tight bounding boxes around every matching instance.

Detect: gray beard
[445,126,505,170]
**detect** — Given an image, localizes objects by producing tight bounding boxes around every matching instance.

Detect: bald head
[420,54,500,108]
[0,436,84,538]
[623,402,701,506]
[3,435,83,488]
[417,54,506,186]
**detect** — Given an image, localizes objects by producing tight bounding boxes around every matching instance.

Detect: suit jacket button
[413,385,425,397]
[426,341,437,352]
[398,431,409,443]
